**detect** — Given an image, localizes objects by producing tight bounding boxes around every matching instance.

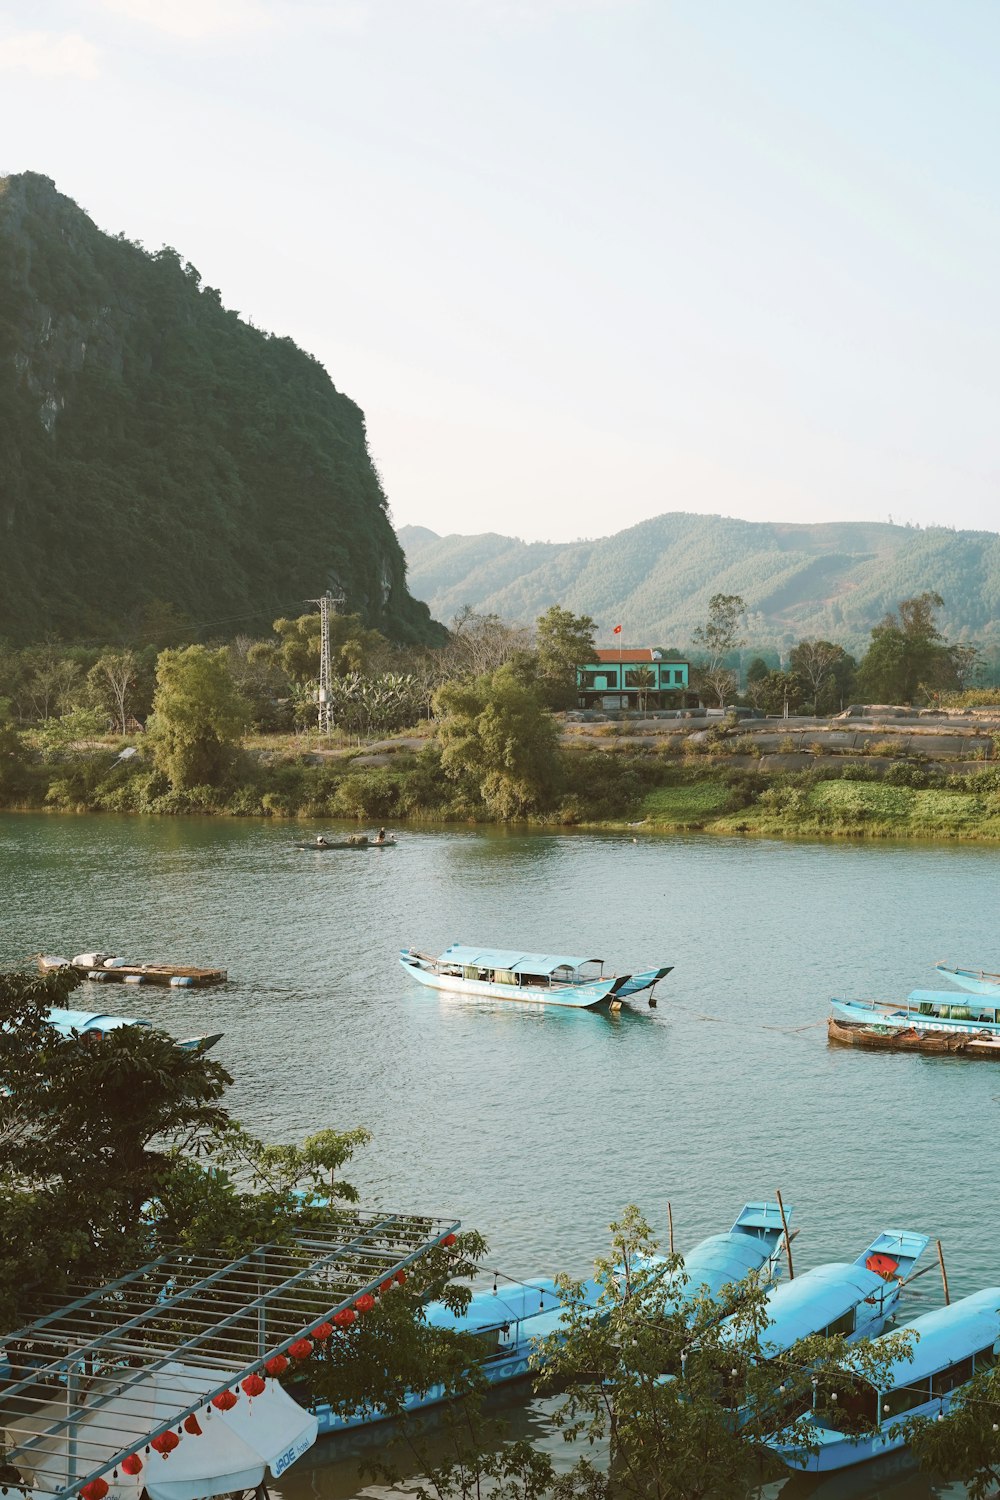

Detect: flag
[613,624,622,635]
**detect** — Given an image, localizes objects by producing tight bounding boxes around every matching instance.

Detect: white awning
[6,1362,317,1500]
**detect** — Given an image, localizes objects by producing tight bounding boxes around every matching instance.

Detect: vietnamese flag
[613,624,622,635]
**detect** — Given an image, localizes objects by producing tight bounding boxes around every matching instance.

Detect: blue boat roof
[847,1287,1000,1389]
[680,1233,779,1298]
[908,989,996,1006]
[46,1008,149,1036]
[723,1262,884,1356]
[440,945,602,975]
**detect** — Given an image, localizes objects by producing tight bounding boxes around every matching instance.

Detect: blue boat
[934,962,1000,996]
[400,945,672,1009]
[768,1286,1000,1472]
[660,1201,794,1303]
[832,995,1000,1043]
[43,1006,222,1052]
[314,1275,601,1434]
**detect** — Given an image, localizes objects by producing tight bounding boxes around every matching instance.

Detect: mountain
[0,172,443,645]
[398,516,1000,654]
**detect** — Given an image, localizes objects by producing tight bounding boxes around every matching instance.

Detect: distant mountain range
[399,515,1000,654]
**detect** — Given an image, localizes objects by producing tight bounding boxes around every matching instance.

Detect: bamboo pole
[936,1239,951,1306]
[667,1202,675,1257]
[776,1189,794,1280]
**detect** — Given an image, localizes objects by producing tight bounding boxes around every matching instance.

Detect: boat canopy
[439,945,603,977]
[45,1008,150,1037]
[843,1287,1000,1391]
[723,1263,883,1357]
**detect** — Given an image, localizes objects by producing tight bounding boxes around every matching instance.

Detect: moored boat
[831,997,1000,1055]
[293,833,397,851]
[934,962,1000,996]
[667,1201,793,1301]
[827,1016,976,1055]
[313,1274,601,1434]
[767,1286,1000,1472]
[399,944,672,1009]
[43,1007,222,1052]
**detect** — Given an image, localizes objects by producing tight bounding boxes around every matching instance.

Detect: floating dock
[38,956,228,988]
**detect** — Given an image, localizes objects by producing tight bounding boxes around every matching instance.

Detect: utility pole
[306,588,345,732]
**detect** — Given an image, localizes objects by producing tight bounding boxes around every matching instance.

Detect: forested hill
[0,172,442,645]
[399,516,1000,653]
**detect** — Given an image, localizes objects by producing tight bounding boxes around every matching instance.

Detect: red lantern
[289,1338,314,1361]
[333,1308,356,1328]
[355,1293,375,1314]
[182,1414,203,1436]
[395,1270,407,1285]
[441,1234,457,1248]
[379,1280,393,1295]
[151,1431,180,1457]
[121,1455,143,1477]
[265,1353,289,1376]
[211,1390,238,1412]
[81,1480,109,1500]
[242,1373,266,1398]
[311,1321,333,1342]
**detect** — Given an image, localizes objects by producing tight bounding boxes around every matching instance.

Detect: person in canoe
[375,827,387,844]
[315,835,330,847]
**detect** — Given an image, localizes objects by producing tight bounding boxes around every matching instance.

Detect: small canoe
[293,837,396,851]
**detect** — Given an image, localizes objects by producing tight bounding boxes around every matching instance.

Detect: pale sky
[2,0,998,542]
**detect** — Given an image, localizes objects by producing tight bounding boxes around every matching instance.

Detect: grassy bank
[6,734,1000,842]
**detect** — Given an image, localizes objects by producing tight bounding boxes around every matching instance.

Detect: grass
[641,782,734,826]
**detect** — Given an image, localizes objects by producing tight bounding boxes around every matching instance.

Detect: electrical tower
[306,588,346,732]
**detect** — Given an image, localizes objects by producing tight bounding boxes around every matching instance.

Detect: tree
[788,640,856,715]
[87,649,140,733]
[631,664,656,714]
[750,671,804,718]
[692,595,746,707]
[535,605,597,710]
[434,664,562,820]
[907,1361,1000,1500]
[271,611,392,686]
[856,592,958,704]
[444,607,534,680]
[147,645,250,789]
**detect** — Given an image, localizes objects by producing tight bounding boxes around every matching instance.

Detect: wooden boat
[768,1286,1000,1472]
[400,944,672,1009]
[38,954,227,987]
[827,1017,970,1054]
[934,961,1000,996]
[293,834,396,851]
[44,1007,222,1052]
[830,998,1000,1056]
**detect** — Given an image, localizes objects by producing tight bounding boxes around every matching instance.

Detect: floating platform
[38,956,228,988]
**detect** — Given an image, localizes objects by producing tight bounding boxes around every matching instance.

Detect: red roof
[593,648,686,664]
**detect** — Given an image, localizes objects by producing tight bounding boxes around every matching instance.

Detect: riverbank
[6,725,1000,842]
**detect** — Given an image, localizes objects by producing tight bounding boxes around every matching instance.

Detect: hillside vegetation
[0,172,441,646]
[399,516,1000,654]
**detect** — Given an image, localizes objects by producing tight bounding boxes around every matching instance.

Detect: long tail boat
[400,944,672,1009]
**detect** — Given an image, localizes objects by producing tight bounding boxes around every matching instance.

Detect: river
[2,813,996,1499]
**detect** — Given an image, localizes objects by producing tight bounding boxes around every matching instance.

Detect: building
[576,647,691,710]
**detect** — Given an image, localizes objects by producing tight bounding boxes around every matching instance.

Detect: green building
[576,648,691,710]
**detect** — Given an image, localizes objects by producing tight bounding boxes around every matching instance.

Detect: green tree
[0,702,30,802]
[908,1361,1000,1500]
[535,605,597,709]
[434,663,561,820]
[86,649,142,733]
[856,592,957,704]
[148,645,250,789]
[750,671,804,718]
[692,594,747,707]
[788,639,856,714]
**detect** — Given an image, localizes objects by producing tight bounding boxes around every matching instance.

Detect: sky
[1,0,998,543]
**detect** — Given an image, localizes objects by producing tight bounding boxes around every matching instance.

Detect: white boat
[399,945,672,1009]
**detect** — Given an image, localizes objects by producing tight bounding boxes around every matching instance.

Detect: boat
[665,1202,793,1302]
[314,1202,785,1435]
[37,953,227,987]
[44,1007,222,1052]
[767,1285,1000,1472]
[831,997,1000,1054]
[399,945,672,1009]
[313,1274,601,1434]
[826,1016,983,1056]
[290,828,395,852]
[717,1231,928,1426]
[933,962,1000,996]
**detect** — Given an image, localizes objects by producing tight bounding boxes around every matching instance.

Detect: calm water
[2,814,998,1499]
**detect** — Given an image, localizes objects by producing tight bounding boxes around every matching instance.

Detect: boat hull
[830,999,1000,1054]
[401,957,620,1009]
